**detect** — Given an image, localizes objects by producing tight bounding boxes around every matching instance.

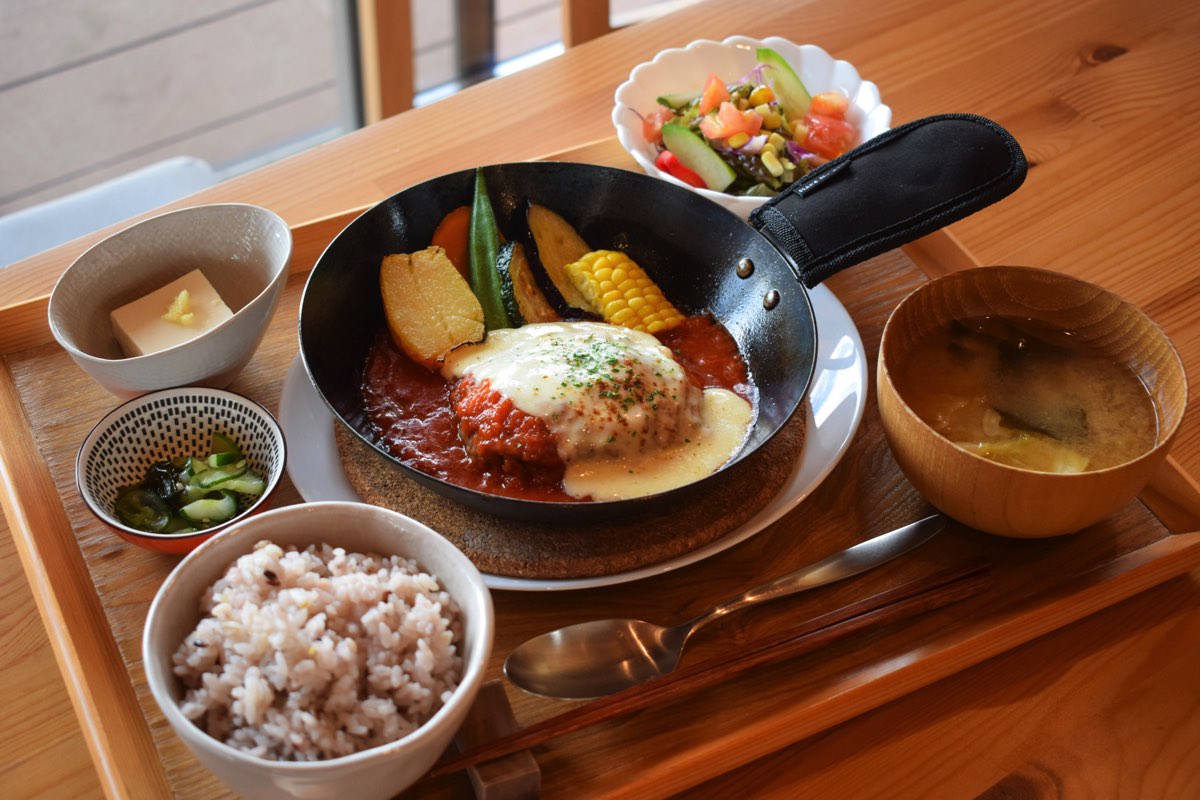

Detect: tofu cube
[110,269,234,357]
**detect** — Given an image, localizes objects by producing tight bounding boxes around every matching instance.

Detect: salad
[640,46,862,197]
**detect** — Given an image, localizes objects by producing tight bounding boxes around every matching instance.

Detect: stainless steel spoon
[504,514,946,700]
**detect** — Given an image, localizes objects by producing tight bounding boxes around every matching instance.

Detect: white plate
[278,282,867,591]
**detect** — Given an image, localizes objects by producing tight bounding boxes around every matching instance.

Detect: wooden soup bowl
[877,266,1187,538]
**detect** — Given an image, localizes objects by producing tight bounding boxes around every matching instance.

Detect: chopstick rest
[451,680,541,798]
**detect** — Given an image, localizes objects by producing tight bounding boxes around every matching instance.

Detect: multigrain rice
[172,540,463,760]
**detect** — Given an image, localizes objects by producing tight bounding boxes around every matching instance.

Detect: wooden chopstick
[427,560,992,779]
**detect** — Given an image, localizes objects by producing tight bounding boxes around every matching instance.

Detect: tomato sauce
[360,315,752,501]
[449,375,567,490]
[655,314,753,400]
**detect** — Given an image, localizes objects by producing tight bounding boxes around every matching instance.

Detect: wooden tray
[3,140,1200,799]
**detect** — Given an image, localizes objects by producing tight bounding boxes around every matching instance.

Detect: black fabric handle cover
[748,113,1028,287]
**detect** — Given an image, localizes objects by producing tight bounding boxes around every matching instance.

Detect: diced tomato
[801,112,858,159]
[808,91,851,119]
[642,106,675,146]
[697,73,730,115]
[698,101,763,140]
[655,150,706,188]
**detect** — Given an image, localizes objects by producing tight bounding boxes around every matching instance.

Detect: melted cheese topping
[564,386,753,500]
[441,321,753,500]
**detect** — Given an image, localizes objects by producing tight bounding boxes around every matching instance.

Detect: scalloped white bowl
[613,36,892,218]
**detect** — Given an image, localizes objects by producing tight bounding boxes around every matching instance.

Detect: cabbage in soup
[893,315,1159,473]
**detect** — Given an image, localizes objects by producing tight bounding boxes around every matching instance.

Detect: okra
[468,167,515,331]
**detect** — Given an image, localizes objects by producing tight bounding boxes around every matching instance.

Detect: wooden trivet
[334,405,807,580]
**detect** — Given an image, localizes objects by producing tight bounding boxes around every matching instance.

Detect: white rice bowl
[173,541,463,761]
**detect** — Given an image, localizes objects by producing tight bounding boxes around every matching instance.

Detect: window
[0,0,681,265]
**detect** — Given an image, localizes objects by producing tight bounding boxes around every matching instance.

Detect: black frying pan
[299,114,1027,522]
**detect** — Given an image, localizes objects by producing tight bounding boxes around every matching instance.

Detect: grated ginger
[162,289,196,325]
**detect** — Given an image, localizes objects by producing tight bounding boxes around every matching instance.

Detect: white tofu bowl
[142,501,494,800]
[48,203,292,399]
[612,36,892,217]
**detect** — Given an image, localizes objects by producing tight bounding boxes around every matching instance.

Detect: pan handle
[748,113,1027,288]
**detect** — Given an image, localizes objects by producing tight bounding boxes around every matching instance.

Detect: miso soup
[892,315,1159,473]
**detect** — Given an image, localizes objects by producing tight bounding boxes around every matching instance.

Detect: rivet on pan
[736,257,755,278]
[763,289,780,310]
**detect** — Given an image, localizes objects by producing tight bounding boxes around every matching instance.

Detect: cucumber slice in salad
[756,46,813,119]
[656,91,698,110]
[206,449,241,467]
[111,431,268,534]
[210,431,241,455]
[661,122,736,192]
[114,487,172,532]
[220,471,267,496]
[180,483,212,504]
[181,456,207,479]
[192,460,248,489]
[180,491,239,524]
[206,431,243,466]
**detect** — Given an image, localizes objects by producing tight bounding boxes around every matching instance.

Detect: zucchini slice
[494,243,526,327]
[498,241,559,324]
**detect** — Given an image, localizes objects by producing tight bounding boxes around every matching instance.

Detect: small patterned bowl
[76,387,286,554]
[612,35,891,218]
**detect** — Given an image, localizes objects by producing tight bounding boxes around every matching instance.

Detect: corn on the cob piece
[563,250,685,334]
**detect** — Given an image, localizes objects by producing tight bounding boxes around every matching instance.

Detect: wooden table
[4,0,1200,797]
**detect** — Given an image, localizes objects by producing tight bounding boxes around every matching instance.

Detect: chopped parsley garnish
[540,333,671,414]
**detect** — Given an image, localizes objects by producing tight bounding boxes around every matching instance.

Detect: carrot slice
[431,205,471,278]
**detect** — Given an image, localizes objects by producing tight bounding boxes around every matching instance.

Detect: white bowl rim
[75,386,287,542]
[612,35,891,213]
[47,202,293,365]
[141,500,495,771]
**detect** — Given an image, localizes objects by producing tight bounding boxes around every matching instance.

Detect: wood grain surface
[4,235,1199,798]
[3,0,1200,797]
